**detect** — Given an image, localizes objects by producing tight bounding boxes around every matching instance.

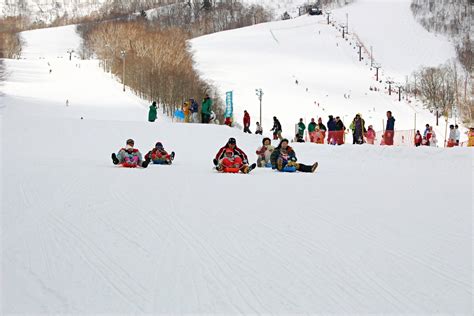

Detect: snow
[190,1,459,143]
[1,22,473,314]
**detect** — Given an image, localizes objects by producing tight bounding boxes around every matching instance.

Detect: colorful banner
[225,91,233,118]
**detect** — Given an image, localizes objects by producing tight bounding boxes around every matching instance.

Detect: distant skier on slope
[145,142,175,165]
[111,139,150,168]
[270,139,318,173]
[213,137,256,173]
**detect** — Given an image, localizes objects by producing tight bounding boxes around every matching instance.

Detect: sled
[281,166,297,173]
[121,162,138,168]
[222,167,240,173]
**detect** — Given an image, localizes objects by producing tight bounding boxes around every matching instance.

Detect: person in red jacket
[213,137,255,173]
[414,130,422,147]
[243,110,251,133]
[145,142,175,165]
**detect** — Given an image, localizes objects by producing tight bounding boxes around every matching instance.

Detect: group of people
[112,137,318,173]
[111,139,175,168]
[244,111,395,146]
[148,94,214,124]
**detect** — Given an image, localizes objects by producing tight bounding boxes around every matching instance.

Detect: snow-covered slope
[1,25,472,314]
[191,1,458,140]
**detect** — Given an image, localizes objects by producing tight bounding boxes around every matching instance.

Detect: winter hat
[155,142,163,149]
[126,139,134,145]
[225,148,233,154]
[228,137,236,145]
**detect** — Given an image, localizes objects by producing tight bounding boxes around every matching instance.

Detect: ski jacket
[308,122,317,132]
[297,122,306,135]
[270,146,297,167]
[415,133,422,145]
[335,120,345,131]
[118,148,143,162]
[448,129,456,141]
[215,145,249,164]
[145,148,169,161]
[148,104,157,121]
[317,123,327,131]
[190,100,199,113]
[256,145,275,157]
[271,119,282,132]
[201,97,212,115]
[386,116,395,131]
[327,119,336,131]
[243,112,250,126]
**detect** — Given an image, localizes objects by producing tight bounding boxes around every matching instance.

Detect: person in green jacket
[297,118,306,138]
[201,94,212,124]
[148,101,157,122]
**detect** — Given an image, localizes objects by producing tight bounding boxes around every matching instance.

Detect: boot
[142,158,151,168]
[297,163,313,173]
[111,153,119,165]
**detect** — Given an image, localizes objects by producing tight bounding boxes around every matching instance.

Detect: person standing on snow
[256,137,274,167]
[243,110,251,133]
[448,125,456,147]
[414,130,422,147]
[366,125,376,144]
[255,122,263,135]
[384,111,395,146]
[308,118,317,142]
[270,116,283,140]
[297,118,306,140]
[201,94,212,124]
[189,98,199,123]
[148,101,157,122]
[316,118,327,144]
[112,139,150,168]
[350,114,366,144]
[327,115,336,144]
[270,139,318,173]
[455,125,460,145]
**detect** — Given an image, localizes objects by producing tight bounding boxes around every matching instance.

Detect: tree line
[77,20,225,121]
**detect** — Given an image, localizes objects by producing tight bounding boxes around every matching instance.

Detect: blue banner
[225,91,233,118]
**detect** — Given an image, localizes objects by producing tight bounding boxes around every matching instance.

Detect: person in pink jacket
[366,125,376,144]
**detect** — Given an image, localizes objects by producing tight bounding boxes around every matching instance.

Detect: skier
[243,110,251,133]
[213,137,256,173]
[148,101,157,122]
[270,139,318,173]
[384,111,395,146]
[270,116,283,140]
[297,118,306,139]
[366,125,376,144]
[256,137,274,167]
[308,118,317,142]
[201,94,212,124]
[145,142,175,165]
[414,130,422,147]
[255,122,263,135]
[111,139,150,168]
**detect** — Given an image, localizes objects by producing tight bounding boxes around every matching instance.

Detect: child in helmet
[256,137,274,167]
[112,139,150,168]
[145,142,175,165]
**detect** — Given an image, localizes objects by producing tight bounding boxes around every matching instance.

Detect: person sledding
[111,139,150,168]
[145,142,175,165]
[256,137,274,168]
[270,139,318,173]
[213,137,256,173]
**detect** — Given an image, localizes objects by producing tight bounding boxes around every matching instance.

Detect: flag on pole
[225,91,233,118]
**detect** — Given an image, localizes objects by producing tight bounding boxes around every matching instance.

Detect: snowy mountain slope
[191,7,458,142]
[1,25,473,314]
[330,0,457,79]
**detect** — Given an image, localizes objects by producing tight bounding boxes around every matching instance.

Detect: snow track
[1,24,472,314]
